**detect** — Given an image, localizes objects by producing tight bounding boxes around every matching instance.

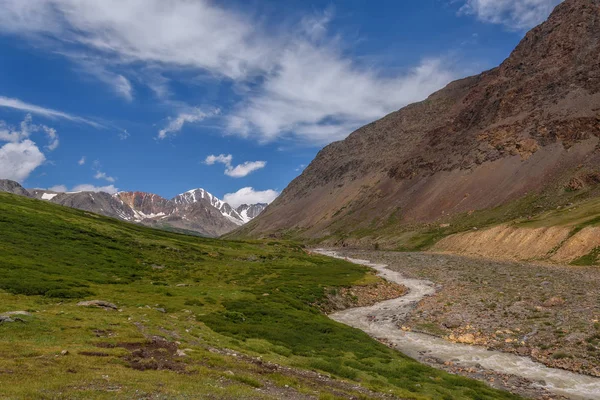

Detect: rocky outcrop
[0,179,32,197]
[239,0,600,245]
[432,225,600,264]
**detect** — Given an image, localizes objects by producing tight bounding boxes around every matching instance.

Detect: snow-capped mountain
[17,181,267,237]
[173,189,245,226]
[236,203,268,223]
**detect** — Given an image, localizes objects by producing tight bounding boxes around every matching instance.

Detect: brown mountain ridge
[234,0,600,249]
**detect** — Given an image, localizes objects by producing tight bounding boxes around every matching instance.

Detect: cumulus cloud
[78,156,86,165]
[0,0,459,145]
[459,0,563,30]
[158,108,220,139]
[223,187,279,208]
[0,95,100,127]
[204,154,266,178]
[224,161,267,178]
[0,140,46,182]
[204,154,233,166]
[0,114,60,182]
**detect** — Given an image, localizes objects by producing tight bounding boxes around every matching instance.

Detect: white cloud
[0,114,59,150]
[0,1,459,145]
[78,156,86,165]
[0,139,46,182]
[204,154,233,166]
[223,187,279,208]
[49,184,67,192]
[94,171,116,183]
[47,183,119,194]
[228,57,456,144]
[0,95,100,127]
[158,108,219,139]
[71,184,119,194]
[224,161,266,178]
[42,126,59,151]
[0,114,60,182]
[204,154,266,178]
[119,129,130,140]
[459,0,563,30]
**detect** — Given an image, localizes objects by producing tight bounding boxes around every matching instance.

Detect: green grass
[0,192,520,399]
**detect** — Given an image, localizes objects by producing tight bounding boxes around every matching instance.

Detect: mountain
[235,0,600,247]
[0,180,32,197]
[236,203,268,223]
[1,180,266,237]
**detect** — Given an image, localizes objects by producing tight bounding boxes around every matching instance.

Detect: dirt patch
[433,224,600,264]
[318,280,407,313]
[98,338,186,372]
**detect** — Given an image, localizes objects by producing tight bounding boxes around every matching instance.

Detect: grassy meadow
[0,192,519,399]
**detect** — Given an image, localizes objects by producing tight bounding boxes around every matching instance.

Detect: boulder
[77,300,118,310]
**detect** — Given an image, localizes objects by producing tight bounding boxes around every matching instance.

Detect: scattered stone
[442,314,463,329]
[61,350,69,356]
[155,308,166,313]
[456,334,476,344]
[0,316,14,323]
[76,300,118,310]
[1,311,32,317]
[542,297,565,308]
[175,349,187,357]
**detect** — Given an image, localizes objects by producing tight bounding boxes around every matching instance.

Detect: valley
[0,192,520,399]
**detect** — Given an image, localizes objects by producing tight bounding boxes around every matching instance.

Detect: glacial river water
[315,249,600,400]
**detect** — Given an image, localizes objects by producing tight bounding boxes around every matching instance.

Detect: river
[315,249,600,400]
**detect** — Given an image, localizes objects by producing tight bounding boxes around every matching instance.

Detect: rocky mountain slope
[237,0,600,249]
[2,180,264,237]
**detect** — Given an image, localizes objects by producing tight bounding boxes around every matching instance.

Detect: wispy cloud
[49,183,119,194]
[0,95,101,127]
[458,0,563,30]
[78,156,86,166]
[204,154,266,178]
[158,108,220,139]
[94,171,116,183]
[0,1,460,146]
[223,187,279,208]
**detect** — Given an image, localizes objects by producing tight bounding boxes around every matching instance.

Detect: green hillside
[0,192,519,399]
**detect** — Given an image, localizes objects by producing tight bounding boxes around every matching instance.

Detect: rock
[442,314,463,329]
[0,311,32,317]
[155,308,166,313]
[0,316,14,323]
[176,349,187,357]
[456,334,476,344]
[565,332,586,344]
[76,300,118,310]
[175,284,189,287]
[61,350,69,356]
[543,297,565,307]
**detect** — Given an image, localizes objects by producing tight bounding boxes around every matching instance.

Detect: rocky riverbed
[318,249,600,400]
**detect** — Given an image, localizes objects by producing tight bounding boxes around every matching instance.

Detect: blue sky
[0,0,562,206]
